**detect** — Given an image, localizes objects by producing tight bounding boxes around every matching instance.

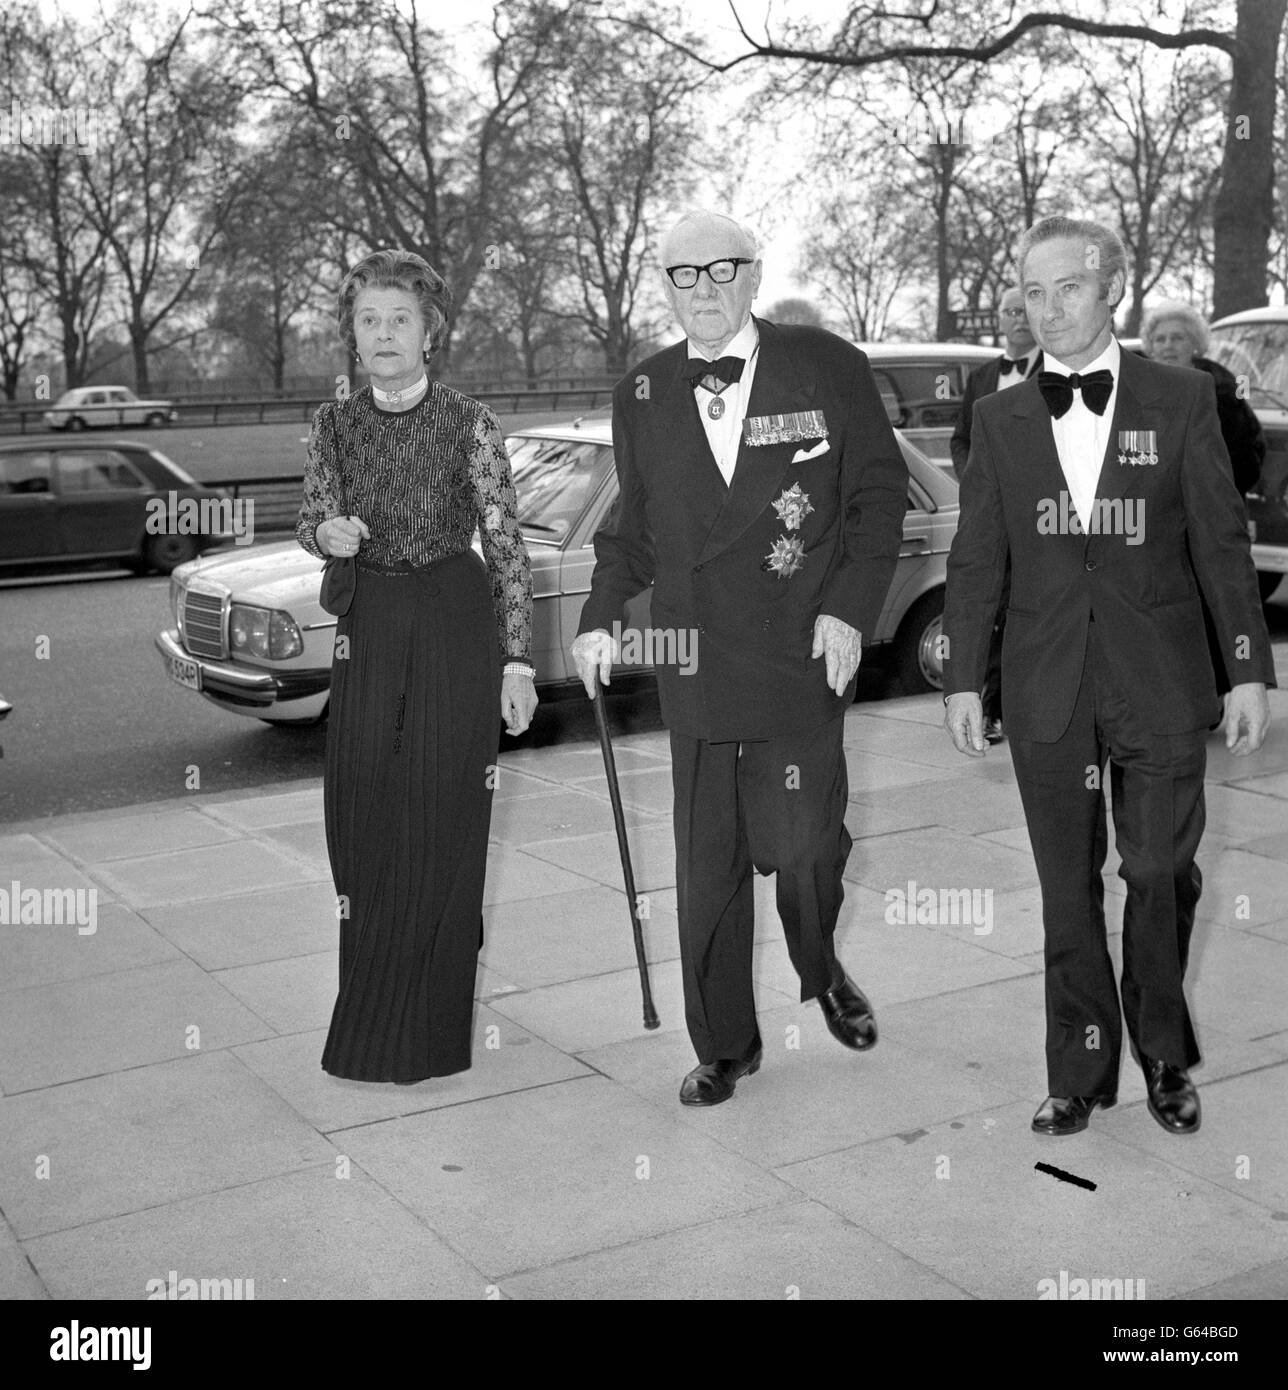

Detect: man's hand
[501,672,538,736]
[812,614,862,695]
[1223,682,1270,755]
[570,629,619,699]
[945,691,987,758]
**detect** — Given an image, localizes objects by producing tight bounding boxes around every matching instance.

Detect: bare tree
[209,130,332,390]
[763,297,825,327]
[1,2,112,389]
[1071,39,1226,331]
[75,2,250,391]
[204,0,562,364]
[509,2,709,373]
[800,180,922,341]
[623,0,1287,316]
[0,218,39,399]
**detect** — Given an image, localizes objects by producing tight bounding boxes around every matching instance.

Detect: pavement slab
[581,1005,1020,1169]
[0,1214,46,1300]
[234,1007,594,1135]
[480,845,604,905]
[141,881,340,970]
[89,839,321,909]
[335,1075,796,1278]
[480,884,680,989]
[500,1198,972,1300]
[518,822,679,893]
[0,957,276,1093]
[843,825,1040,896]
[24,1165,488,1300]
[776,1100,1288,1300]
[41,807,239,863]
[0,833,106,897]
[0,1052,333,1239]
[0,900,181,992]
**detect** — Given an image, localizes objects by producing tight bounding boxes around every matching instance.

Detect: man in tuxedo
[950,286,1043,482]
[944,215,1273,1138]
[950,286,1043,743]
[571,210,908,1106]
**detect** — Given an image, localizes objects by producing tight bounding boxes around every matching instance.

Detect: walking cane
[591,672,660,1029]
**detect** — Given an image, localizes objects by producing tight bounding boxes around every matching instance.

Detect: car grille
[182,591,226,659]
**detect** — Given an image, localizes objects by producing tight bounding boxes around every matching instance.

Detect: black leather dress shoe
[1141,1056,1200,1134]
[679,1050,762,1107]
[817,973,877,1050]
[1031,1093,1116,1136]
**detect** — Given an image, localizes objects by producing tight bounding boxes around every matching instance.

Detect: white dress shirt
[1044,337,1121,533]
[687,318,760,486]
[996,346,1040,392]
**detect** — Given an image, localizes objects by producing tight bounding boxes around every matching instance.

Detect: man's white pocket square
[791,439,830,463]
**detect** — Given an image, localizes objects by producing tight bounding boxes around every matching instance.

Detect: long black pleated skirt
[320,551,501,1082]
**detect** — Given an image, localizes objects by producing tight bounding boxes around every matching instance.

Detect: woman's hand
[501,672,538,736]
[317,515,371,557]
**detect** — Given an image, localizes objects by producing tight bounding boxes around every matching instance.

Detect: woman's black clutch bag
[317,459,356,617]
[319,556,355,616]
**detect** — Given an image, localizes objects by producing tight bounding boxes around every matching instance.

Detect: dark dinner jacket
[950,351,1042,481]
[578,317,908,742]
[943,348,1275,742]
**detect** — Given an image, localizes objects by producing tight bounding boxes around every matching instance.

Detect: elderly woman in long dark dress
[296,249,536,1083]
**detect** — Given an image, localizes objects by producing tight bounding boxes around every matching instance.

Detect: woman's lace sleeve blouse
[296,383,533,662]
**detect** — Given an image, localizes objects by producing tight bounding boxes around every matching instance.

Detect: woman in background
[1144,300,1265,495]
[1145,299,1268,693]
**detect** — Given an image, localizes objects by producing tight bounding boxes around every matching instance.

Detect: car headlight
[169,576,184,628]
[229,604,304,660]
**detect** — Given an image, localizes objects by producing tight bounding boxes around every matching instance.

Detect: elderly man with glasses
[571,209,908,1106]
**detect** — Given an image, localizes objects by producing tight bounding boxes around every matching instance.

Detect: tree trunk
[273,282,287,392]
[131,323,150,394]
[933,150,954,339]
[60,309,83,390]
[1213,0,1287,316]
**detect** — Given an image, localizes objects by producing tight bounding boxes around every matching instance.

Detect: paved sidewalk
[2,691,1287,1300]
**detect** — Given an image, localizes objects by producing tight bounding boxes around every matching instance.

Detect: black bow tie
[684,355,745,388]
[1037,368,1114,419]
[999,356,1024,376]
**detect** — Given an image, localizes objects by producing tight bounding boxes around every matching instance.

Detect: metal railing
[205,474,305,537]
[0,384,615,435]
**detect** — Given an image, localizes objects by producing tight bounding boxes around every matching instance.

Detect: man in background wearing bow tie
[944,215,1274,1138]
[571,210,908,1106]
[950,285,1044,743]
[950,285,1043,482]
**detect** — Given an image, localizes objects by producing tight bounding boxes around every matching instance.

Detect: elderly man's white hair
[1142,300,1210,357]
[660,210,760,263]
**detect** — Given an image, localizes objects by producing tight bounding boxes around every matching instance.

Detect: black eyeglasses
[665,258,754,289]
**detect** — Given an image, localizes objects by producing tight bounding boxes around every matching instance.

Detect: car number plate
[167,656,201,691]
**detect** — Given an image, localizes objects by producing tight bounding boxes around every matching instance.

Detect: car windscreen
[1208,322,1288,411]
[137,449,200,487]
[872,362,969,428]
[505,434,614,543]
